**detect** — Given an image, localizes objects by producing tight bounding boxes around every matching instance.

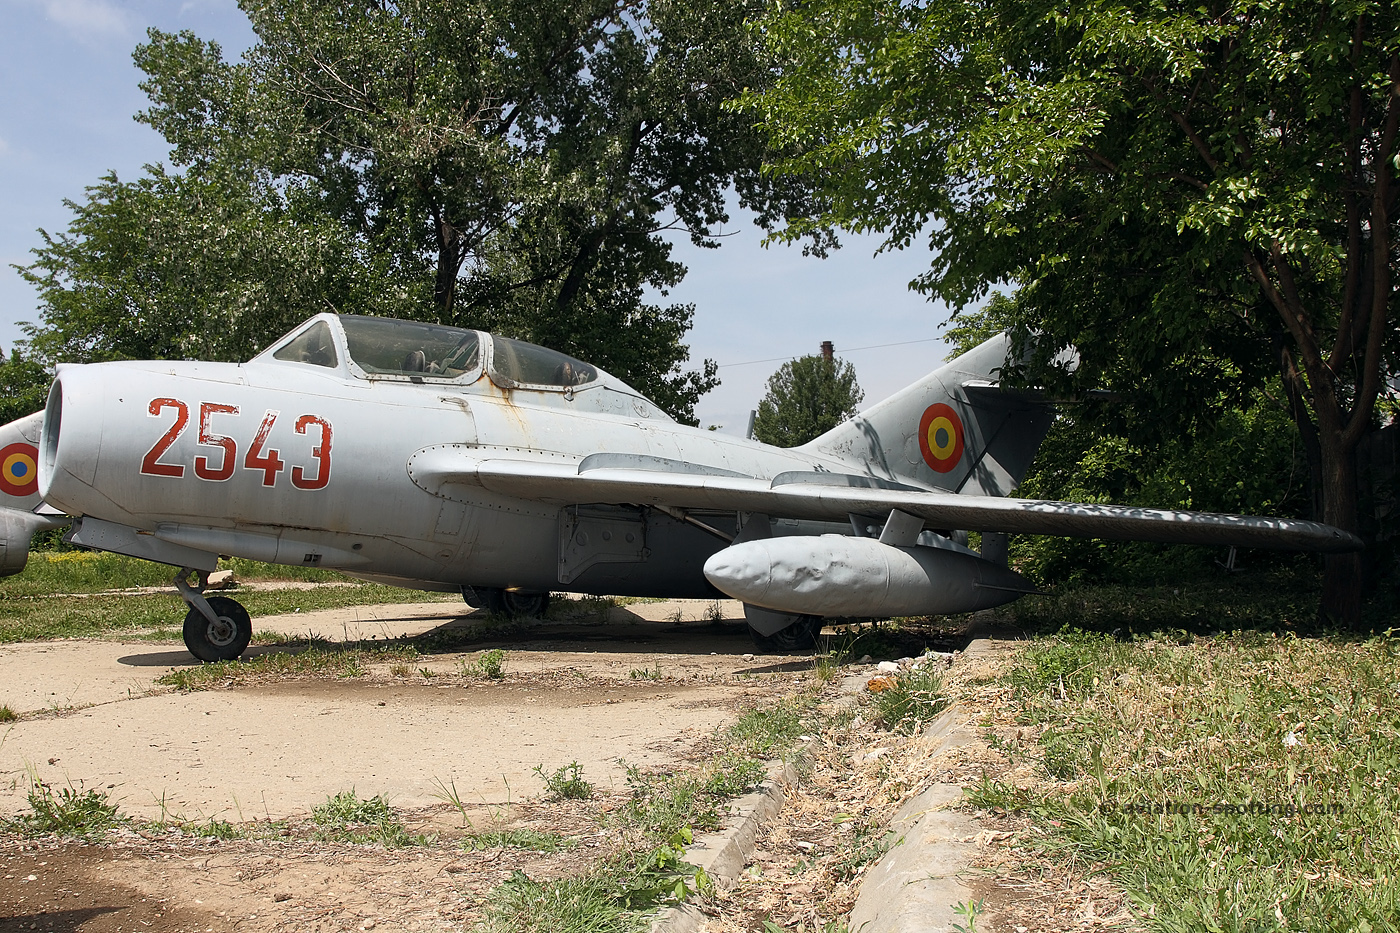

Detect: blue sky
[0,0,964,433]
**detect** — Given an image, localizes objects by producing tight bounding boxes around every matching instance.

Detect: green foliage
[1010,390,1312,586]
[310,790,427,847]
[0,349,50,427]
[752,354,864,447]
[187,818,241,840]
[0,705,15,723]
[981,631,1400,928]
[17,165,407,369]
[473,832,710,931]
[534,761,593,800]
[871,666,948,734]
[5,782,126,839]
[744,0,1400,621]
[619,829,713,908]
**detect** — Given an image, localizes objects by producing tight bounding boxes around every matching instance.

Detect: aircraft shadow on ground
[117,606,983,668]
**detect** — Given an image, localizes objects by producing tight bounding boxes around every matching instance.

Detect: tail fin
[799,334,1054,496]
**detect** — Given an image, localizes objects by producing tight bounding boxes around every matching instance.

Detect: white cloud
[38,0,130,41]
[178,0,236,15]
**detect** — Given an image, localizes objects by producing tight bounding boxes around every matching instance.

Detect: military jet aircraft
[0,313,1360,659]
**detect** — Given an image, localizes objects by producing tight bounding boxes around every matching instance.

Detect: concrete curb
[846,638,1010,933]
[649,757,802,933]
[650,639,1010,933]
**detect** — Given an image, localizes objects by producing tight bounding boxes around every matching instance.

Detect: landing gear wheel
[502,590,550,618]
[183,596,252,662]
[748,615,821,653]
[475,587,509,615]
[475,588,550,618]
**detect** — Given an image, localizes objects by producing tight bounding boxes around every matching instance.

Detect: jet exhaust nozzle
[703,535,1036,618]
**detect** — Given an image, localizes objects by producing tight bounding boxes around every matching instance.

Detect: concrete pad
[0,678,736,822]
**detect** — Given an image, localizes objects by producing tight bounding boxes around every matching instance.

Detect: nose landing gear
[174,568,252,662]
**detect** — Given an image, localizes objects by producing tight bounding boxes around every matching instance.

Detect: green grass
[0,578,453,644]
[157,640,422,690]
[310,790,429,847]
[3,782,126,838]
[472,689,824,933]
[0,704,15,722]
[474,868,648,933]
[0,551,351,598]
[464,829,575,852]
[970,629,1400,930]
[988,567,1332,636]
[870,666,948,734]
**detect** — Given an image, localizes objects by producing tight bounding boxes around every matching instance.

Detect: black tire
[748,615,821,653]
[183,596,252,662]
[502,590,550,618]
[475,586,509,615]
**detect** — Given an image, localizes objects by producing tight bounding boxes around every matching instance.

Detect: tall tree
[19,0,817,423]
[742,0,1399,625]
[752,352,864,447]
[135,0,807,419]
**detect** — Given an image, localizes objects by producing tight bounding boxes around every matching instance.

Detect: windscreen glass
[272,321,338,368]
[489,336,597,388]
[340,316,480,379]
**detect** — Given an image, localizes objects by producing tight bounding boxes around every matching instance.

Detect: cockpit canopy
[264,314,600,391]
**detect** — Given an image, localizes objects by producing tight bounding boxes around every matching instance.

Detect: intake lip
[37,365,106,511]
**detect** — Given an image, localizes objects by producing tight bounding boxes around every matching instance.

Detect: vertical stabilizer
[799,334,1054,496]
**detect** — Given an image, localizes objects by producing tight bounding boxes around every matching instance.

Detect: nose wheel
[183,596,252,662]
[174,568,253,662]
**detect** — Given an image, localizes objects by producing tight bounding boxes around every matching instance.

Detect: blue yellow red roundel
[0,442,39,497]
[918,404,964,473]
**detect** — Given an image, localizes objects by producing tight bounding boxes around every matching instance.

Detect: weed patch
[466,649,507,679]
[870,666,948,734]
[474,867,645,933]
[157,642,420,690]
[4,782,125,838]
[310,790,428,847]
[463,829,574,852]
[534,761,593,800]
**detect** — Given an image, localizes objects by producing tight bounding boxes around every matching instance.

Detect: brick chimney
[820,340,834,362]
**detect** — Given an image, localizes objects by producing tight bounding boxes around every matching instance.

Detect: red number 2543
[140,399,332,490]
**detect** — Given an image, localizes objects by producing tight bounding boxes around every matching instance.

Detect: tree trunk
[1318,434,1364,629]
[434,224,460,320]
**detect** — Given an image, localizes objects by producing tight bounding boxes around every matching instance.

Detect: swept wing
[407,447,1361,553]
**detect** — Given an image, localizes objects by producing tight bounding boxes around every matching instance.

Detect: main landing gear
[463,586,551,619]
[175,568,252,662]
[743,604,822,653]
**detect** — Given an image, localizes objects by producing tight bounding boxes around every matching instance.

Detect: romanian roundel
[0,442,39,497]
[918,404,964,474]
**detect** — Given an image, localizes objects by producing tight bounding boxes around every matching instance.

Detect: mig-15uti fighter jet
[0,314,1361,659]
